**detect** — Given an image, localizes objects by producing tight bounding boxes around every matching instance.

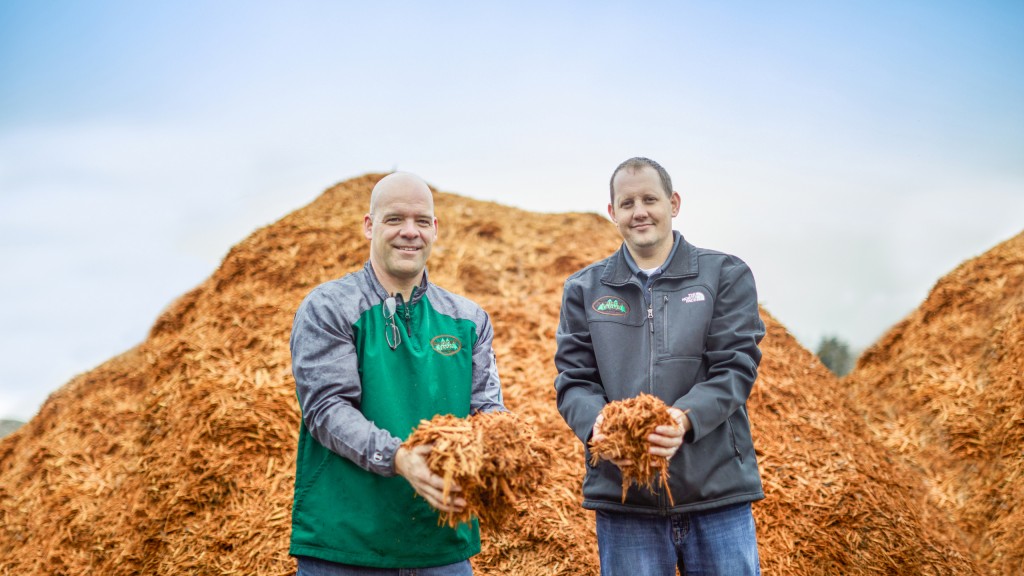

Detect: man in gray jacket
[554,157,766,575]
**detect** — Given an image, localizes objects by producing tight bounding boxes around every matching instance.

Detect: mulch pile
[404,411,554,529]
[0,173,1006,575]
[589,393,676,504]
[846,231,1024,576]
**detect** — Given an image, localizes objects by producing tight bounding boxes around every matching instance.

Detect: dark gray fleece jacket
[554,232,766,514]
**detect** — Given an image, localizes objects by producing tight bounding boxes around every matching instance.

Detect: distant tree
[816,335,854,376]
[0,419,24,439]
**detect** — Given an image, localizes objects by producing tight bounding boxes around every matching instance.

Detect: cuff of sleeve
[371,436,403,477]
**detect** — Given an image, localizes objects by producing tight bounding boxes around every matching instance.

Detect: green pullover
[289,263,505,568]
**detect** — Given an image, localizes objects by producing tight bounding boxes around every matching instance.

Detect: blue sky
[2,1,1023,420]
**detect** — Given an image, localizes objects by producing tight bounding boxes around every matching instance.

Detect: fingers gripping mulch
[404,411,555,529]
[587,394,677,505]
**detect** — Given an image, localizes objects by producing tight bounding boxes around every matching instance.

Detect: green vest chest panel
[354,294,477,436]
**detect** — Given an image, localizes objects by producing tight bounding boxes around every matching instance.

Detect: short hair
[609,157,673,203]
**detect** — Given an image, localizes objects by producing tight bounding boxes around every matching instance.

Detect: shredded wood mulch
[588,393,676,504]
[846,231,1024,576]
[0,173,1012,575]
[404,411,554,529]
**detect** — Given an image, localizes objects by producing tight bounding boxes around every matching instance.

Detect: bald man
[289,172,506,575]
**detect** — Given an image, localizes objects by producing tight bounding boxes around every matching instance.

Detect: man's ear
[606,203,617,223]
[670,192,681,217]
[363,214,373,240]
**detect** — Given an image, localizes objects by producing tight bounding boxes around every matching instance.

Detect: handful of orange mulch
[404,410,554,528]
[588,393,680,505]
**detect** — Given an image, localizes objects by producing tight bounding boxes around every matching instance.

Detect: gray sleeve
[469,308,506,414]
[553,277,607,445]
[675,258,765,443]
[290,286,402,476]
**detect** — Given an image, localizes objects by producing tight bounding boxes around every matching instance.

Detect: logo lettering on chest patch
[430,335,463,356]
[592,296,629,316]
[682,292,706,304]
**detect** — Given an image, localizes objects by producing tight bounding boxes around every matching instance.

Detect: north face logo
[682,292,706,304]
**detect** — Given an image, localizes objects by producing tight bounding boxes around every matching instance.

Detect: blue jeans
[296,555,473,576]
[595,503,761,576]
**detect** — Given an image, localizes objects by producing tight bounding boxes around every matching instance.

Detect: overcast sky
[2,1,1022,421]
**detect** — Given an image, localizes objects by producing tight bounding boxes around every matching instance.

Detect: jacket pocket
[653,357,701,400]
[658,288,712,359]
[728,407,757,465]
[726,417,742,463]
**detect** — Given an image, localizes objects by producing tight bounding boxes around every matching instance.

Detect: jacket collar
[363,261,429,304]
[600,231,697,286]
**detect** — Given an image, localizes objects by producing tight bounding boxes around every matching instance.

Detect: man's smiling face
[364,175,438,291]
[608,165,680,262]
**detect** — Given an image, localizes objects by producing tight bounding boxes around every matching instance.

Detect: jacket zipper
[402,287,417,341]
[646,284,670,512]
[393,289,415,342]
[647,286,654,395]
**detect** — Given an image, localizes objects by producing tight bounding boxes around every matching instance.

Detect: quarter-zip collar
[363,260,429,305]
[623,246,669,306]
